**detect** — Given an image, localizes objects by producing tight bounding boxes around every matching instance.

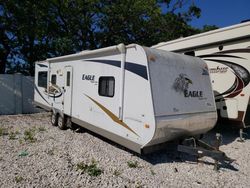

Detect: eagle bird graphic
[173,74,193,93]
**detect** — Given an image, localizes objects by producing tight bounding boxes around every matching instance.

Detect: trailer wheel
[58,115,66,130]
[51,112,58,126]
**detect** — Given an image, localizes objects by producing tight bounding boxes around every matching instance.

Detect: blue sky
[190,0,250,28]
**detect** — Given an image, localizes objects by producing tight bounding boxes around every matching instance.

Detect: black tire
[58,115,67,130]
[51,112,58,126]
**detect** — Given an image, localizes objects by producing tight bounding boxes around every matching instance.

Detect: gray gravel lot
[0,113,250,188]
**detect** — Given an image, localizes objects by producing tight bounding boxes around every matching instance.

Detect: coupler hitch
[178,133,235,170]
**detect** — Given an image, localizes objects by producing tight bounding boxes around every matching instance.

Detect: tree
[0,3,14,74]
[96,0,202,47]
[0,0,216,75]
[0,0,50,75]
[201,24,218,32]
[0,0,102,75]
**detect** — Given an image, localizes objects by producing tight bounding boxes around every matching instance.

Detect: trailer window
[98,77,115,97]
[38,71,47,88]
[66,71,70,86]
[51,74,57,85]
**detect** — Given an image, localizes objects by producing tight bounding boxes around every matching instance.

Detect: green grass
[19,139,23,144]
[24,129,37,142]
[38,127,46,132]
[76,160,103,177]
[150,169,156,175]
[135,181,143,188]
[127,160,139,168]
[0,127,8,136]
[15,176,24,183]
[113,169,121,176]
[9,131,17,140]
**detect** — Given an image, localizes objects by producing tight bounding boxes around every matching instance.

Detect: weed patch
[15,176,24,183]
[150,169,156,175]
[38,127,46,132]
[9,132,17,140]
[0,127,8,136]
[113,169,121,176]
[76,160,102,177]
[24,129,37,143]
[127,160,139,168]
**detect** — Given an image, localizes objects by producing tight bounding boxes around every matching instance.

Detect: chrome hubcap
[52,115,55,123]
[58,117,62,127]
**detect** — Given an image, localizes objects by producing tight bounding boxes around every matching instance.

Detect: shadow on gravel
[196,160,239,171]
[74,125,239,171]
[141,145,239,171]
[203,123,250,146]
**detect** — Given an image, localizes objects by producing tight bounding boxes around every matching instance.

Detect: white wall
[0,74,42,115]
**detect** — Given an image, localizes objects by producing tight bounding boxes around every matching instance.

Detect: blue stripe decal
[34,85,50,105]
[86,59,120,68]
[125,62,148,80]
[37,64,48,68]
[85,59,148,80]
[199,54,246,59]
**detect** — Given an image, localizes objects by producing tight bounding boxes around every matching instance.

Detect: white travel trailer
[34,44,217,153]
[152,21,250,130]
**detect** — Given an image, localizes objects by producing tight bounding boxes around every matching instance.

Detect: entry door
[63,66,73,115]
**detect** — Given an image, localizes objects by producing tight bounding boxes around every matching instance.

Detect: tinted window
[51,74,57,85]
[98,77,115,97]
[38,71,47,88]
[66,71,70,86]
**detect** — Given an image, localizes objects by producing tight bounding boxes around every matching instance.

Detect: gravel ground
[0,113,250,188]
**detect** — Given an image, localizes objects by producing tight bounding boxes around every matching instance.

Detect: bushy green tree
[0,0,217,75]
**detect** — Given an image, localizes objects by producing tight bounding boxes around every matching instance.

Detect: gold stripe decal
[85,95,139,137]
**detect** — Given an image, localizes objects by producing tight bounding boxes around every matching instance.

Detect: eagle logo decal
[172,74,193,93]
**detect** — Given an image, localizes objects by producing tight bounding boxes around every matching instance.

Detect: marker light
[144,124,150,128]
